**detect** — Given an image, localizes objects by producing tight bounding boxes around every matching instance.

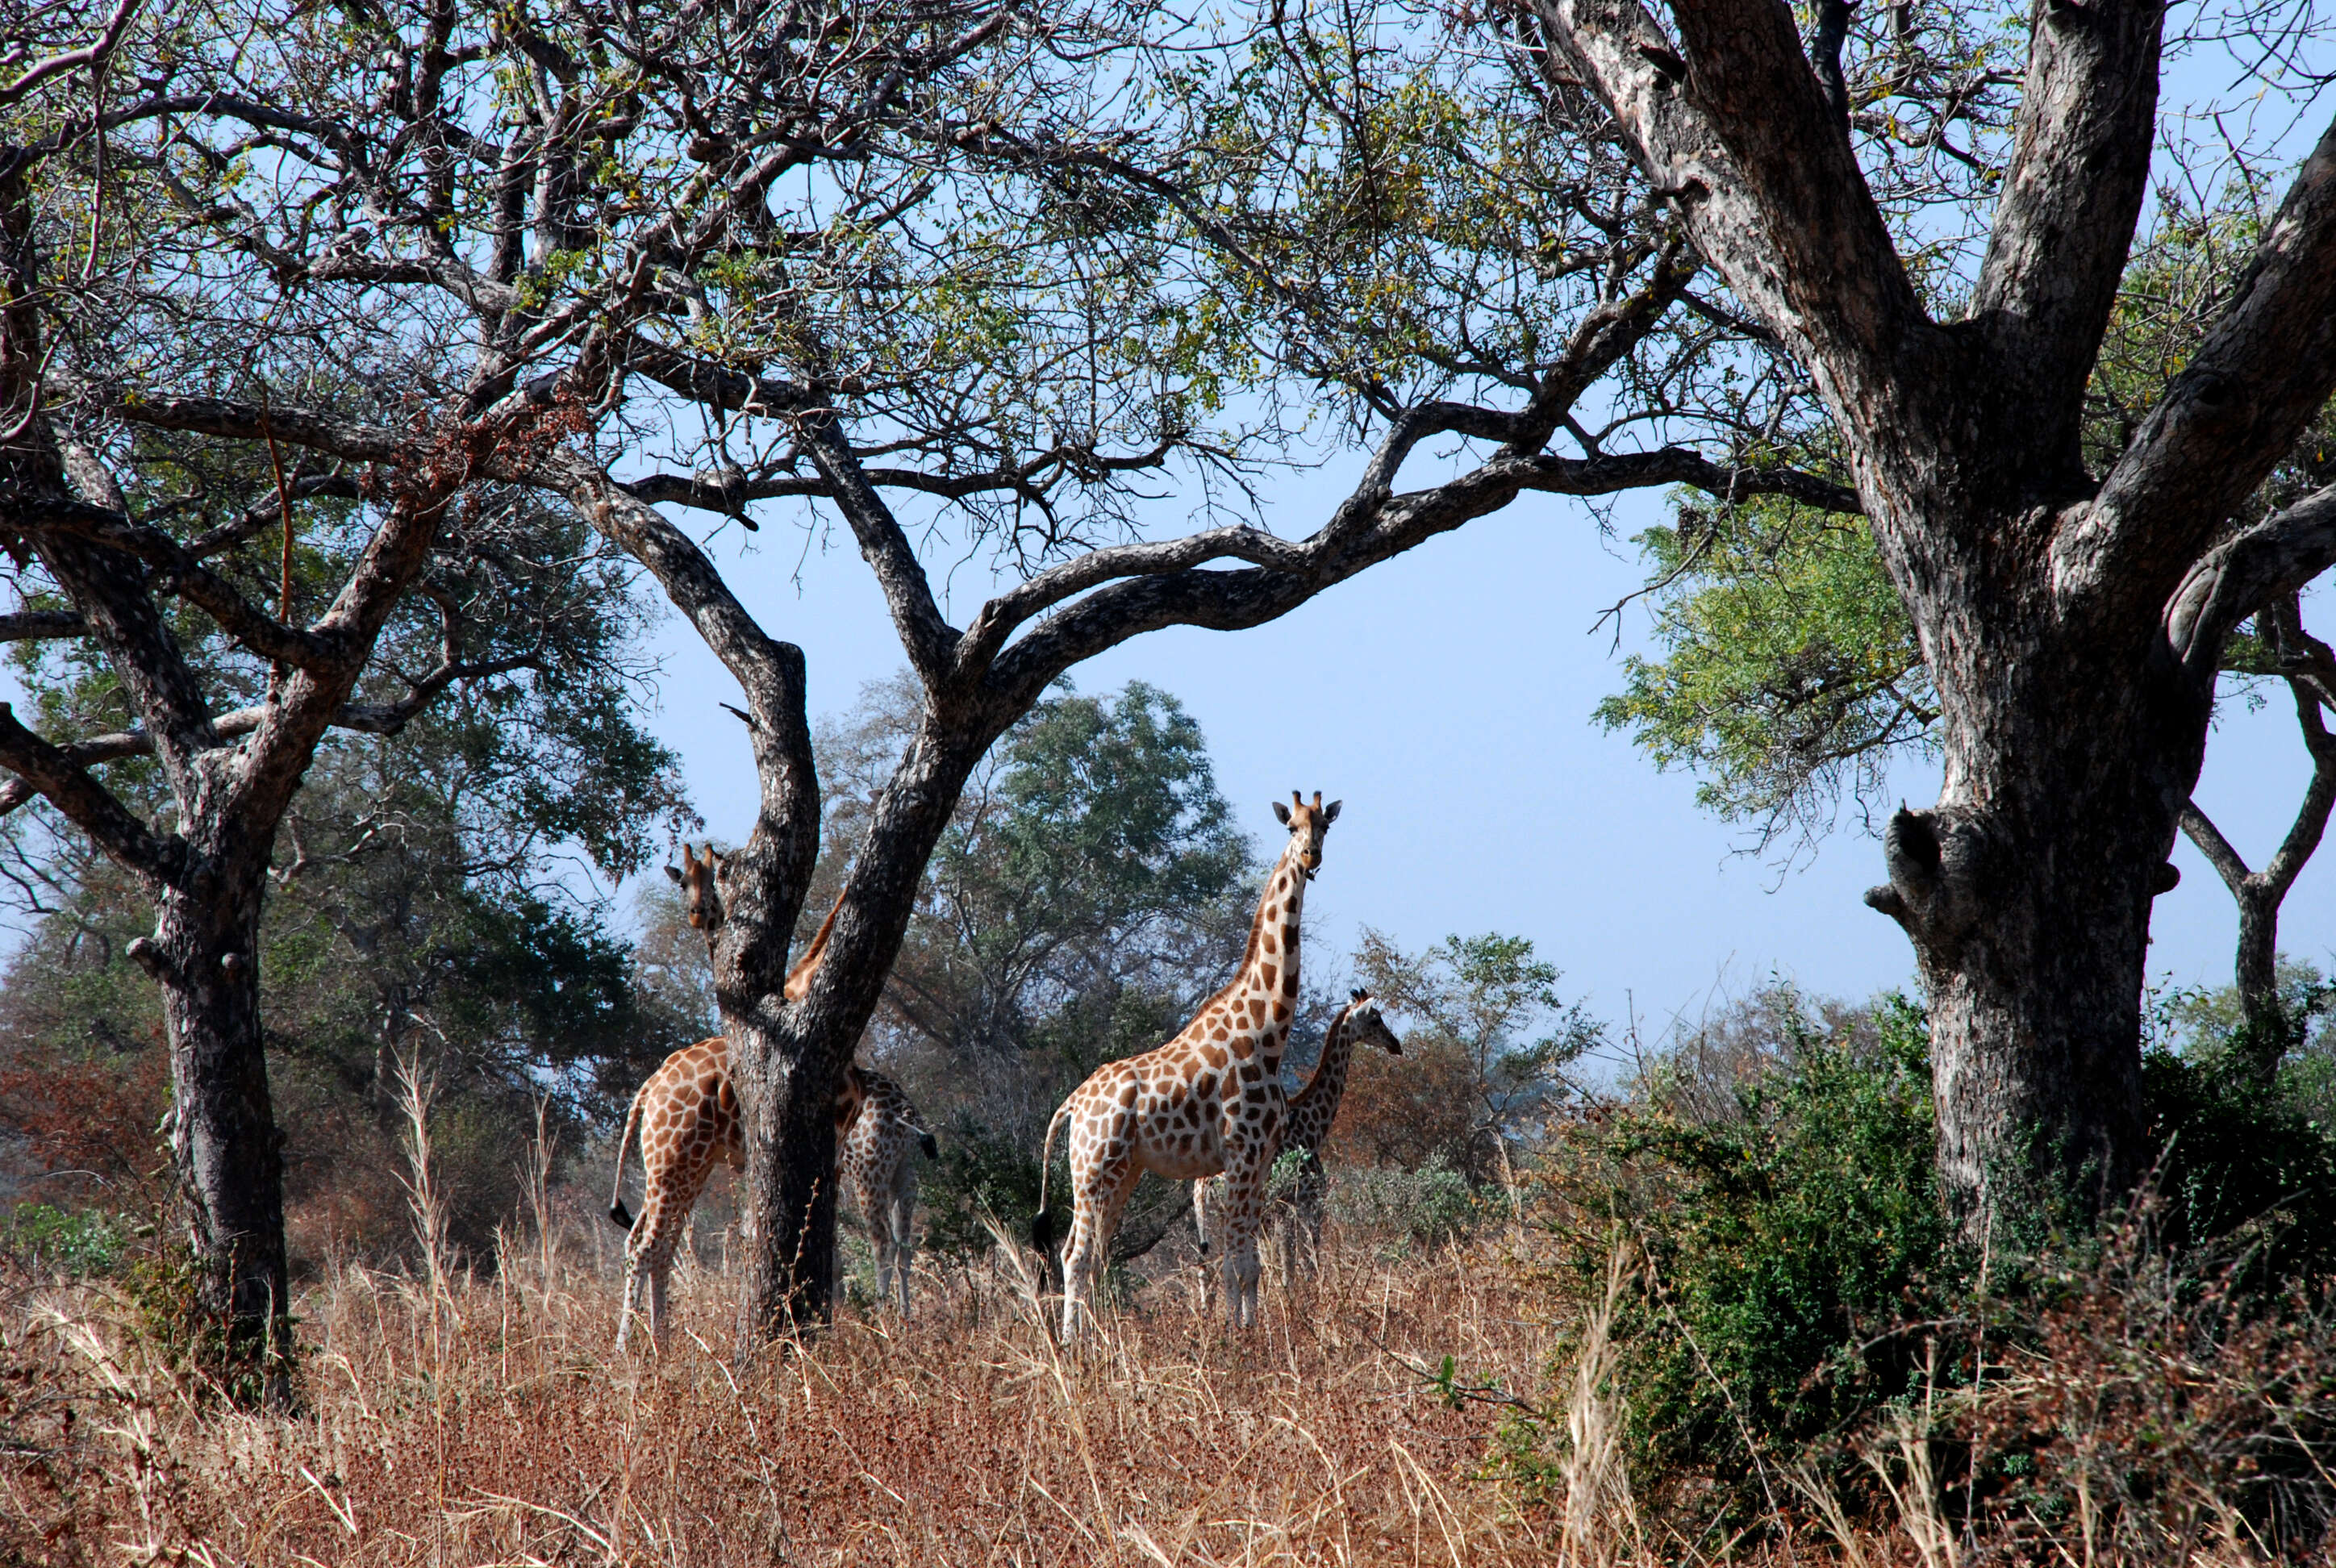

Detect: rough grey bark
[1524,0,2336,1225]
[0,150,532,1393]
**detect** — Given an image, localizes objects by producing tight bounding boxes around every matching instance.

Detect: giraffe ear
[1324,799,1342,824]
[1272,800,1291,826]
[665,864,683,885]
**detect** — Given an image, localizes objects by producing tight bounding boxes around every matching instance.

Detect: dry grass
[0,1207,1581,1566]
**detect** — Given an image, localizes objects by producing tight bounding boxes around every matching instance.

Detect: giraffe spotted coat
[607,865,931,1349]
[1037,792,1339,1338]
[1195,988,1403,1285]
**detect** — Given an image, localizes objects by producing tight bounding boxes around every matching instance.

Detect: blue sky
[623,461,2336,1043]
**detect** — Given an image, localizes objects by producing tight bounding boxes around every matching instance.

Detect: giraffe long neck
[1228,838,1308,1074]
[1287,1003,1358,1153]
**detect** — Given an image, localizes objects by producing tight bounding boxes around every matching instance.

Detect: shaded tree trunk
[141,877,290,1395]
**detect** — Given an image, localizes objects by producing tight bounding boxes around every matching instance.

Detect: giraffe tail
[1031,1098,1073,1253]
[607,1082,647,1231]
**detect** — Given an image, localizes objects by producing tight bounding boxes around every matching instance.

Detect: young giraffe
[1195,987,1404,1287]
[607,859,930,1347]
[1036,792,1338,1338]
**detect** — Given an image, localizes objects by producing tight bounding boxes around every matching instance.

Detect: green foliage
[1328,1161,1497,1249]
[2138,970,2336,1286]
[920,1124,1048,1260]
[1346,928,1602,1182]
[1600,176,2336,849]
[2,1204,132,1277]
[1539,991,1967,1517]
[1594,495,1933,846]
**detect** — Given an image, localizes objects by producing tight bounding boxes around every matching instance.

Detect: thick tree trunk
[1873,597,2200,1230]
[142,872,293,1403]
[724,711,998,1352]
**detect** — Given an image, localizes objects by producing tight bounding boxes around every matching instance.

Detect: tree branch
[0,700,186,886]
[16,494,343,669]
[2070,119,2336,627]
[1966,0,2164,452]
[793,410,959,690]
[1527,0,1933,484]
[985,443,1857,704]
[2162,483,2336,679]
[0,609,82,641]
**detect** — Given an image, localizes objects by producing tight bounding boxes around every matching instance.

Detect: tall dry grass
[1,1204,1579,1566]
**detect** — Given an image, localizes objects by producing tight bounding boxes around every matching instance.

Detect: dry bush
[1962,1214,2336,1564]
[0,1214,1573,1566]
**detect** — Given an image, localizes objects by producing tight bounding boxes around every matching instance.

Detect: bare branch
[0,700,185,886]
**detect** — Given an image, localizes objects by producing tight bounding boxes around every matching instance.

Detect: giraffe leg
[889,1168,917,1320]
[1060,1157,1136,1344]
[1216,1139,1272,1330]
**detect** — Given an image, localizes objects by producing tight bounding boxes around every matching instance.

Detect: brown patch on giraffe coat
[1258,964,1277,992]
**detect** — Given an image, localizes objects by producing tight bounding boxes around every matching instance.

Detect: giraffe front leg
[1216,1141,1271,1331]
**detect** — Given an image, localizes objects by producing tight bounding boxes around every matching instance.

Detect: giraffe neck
[1224,837,1309,1074]
[1287,1003,1358,1149]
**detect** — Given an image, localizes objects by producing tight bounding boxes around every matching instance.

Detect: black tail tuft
[1031,1206,1061,1253]
[608,1200,634,1231]
[919,1132,938,1160]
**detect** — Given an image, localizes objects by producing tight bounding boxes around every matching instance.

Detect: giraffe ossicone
[1036,790,1340,1340]
[1195,986,1403,1285]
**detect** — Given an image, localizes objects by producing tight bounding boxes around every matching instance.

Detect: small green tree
[1345,928,1603,1184]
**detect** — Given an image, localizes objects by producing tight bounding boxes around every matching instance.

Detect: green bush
[1534,993,1969,1521]
[920,1122,1044,1259]
[1328,1160,1499,1248]
[3,1203,133,1277]
[1527,982,2336,1533]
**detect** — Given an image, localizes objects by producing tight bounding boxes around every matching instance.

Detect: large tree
[1520,0,2336,1225]
[7,0,1847,1360]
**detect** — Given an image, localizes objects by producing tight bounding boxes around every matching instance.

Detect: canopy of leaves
[1595,496,1932,849]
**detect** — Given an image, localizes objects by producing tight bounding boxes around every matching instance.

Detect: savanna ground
[0,1198,1566,1567]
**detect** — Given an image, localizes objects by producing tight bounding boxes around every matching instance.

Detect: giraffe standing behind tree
[1035,792,1338,1339]
[606,856,932,1349]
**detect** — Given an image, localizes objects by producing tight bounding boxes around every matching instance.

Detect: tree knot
[1865,804,1990,964]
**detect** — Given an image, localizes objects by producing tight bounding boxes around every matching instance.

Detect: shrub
[1533,991,1969,1523]
[1329,1160,1500,1248]
[1963,1213,2336,1561]
[2,1203,132,1277]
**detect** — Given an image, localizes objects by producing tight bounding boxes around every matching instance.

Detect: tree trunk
[722,707,1000,1353]
[1873,594,2200,1229]
[143,871,293,1404]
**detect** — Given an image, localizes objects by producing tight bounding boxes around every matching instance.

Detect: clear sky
[620,458,2336,1043]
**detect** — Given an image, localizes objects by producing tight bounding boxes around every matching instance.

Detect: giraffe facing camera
[1036,792,1340,1340]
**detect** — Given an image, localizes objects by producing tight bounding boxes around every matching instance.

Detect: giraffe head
[665,843,726,929]
[1344,986,1403,1056]
[1270,790,1341,879]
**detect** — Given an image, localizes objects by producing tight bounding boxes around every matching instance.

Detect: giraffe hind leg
[1060,1157,1137,1344]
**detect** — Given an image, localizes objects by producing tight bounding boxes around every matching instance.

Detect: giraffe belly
[1130,1081,1232,1180]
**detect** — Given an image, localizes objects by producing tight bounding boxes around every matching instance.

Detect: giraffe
[607,872,926,1348]
[1195,987,1403,1288]
[1034,791,1339,1339]
[840,1068,938,1316]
